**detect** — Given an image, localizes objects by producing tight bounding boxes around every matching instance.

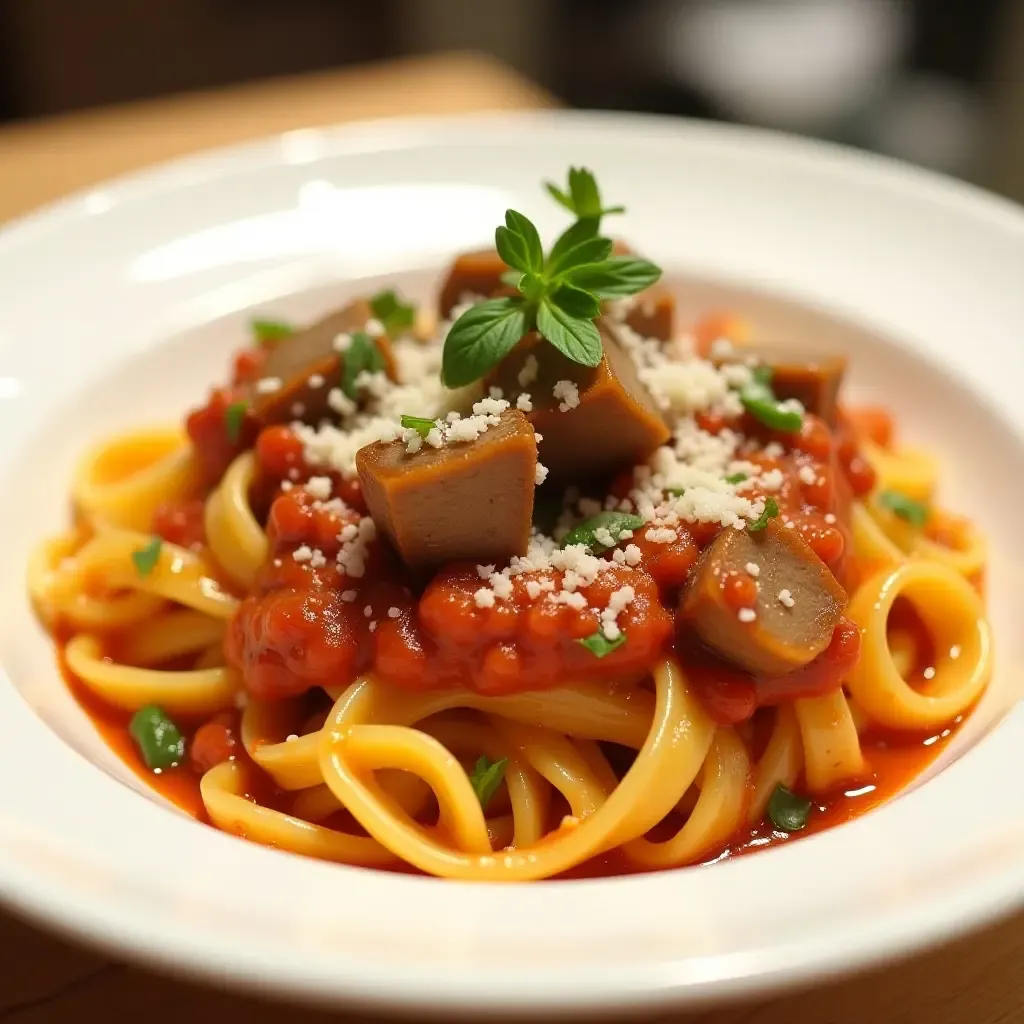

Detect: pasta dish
[28,168,992,880]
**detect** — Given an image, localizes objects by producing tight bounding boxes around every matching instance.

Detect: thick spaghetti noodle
[28,169,991,880]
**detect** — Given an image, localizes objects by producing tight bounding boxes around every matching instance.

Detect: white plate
[0,111,1023,1016]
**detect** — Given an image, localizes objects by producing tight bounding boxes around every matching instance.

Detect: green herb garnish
[341,331,386,400]
[741,366,803,433]
[251,318,294,346]
[441,170,661,388]
[225,401,247,443]
[370,289,416,336]
[877,490,929,529]
[561,511,645,554]
[767,783,812,832]
[544,167,625,228]
[725,472,748,484]
[131,537,163,577]
[469,755,508,810]
[748,497,780,532]
[667,487,686,497]
[400,414,437,439]
[578,630,628,658]
[129,705,185,771]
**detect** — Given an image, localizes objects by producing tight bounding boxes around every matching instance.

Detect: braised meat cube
[679,517,847,676]
[356,410,537,569]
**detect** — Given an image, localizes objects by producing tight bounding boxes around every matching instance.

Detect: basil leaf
[561,511,645,554]
[546,218,600,272]
[442,297,528,388]
[225,401,248,443]
[505,210,544,272]
[878,490,929,529]
[400,414,436,439]
[369,289,415,335]
[725,472,747,484]
[578,630,627,658]
[547,235,613,277]
[566,256,662,298]
[341,331,386,400]
[536,302,603,368]
[469,755,508,810]
[568,167,602,218]
[749,497,780,532]
[131,537,163,577]
[767,783,812,832]
[549,283,601,320]
[251,318,294,346]
[495,224,531,274]
[518,272,547,303]
[544,181,576,213]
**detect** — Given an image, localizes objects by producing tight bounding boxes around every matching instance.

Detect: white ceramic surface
[0,112,1022,1016]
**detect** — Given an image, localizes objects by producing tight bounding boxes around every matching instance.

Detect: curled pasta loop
[66,634,240,715]
[315,659,714,881]
[73,427,200,532]
[748,703,803,822]
[201,760,396,867]
[861,439,938,503]
[205,452,268,590]
[845,560,992,730]
[794,689,866,793]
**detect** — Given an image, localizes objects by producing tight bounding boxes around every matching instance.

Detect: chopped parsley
[748,497,780,532]
[370,289,416,336]
[341,331,386,400]
[877,489,929,529]
[469,755,508,810]
[224,401,248,444]
[251,318,294,346]
[767,783,812,832]
[400,414,436,439]
[578,630,627,658]
[131,537,163,577]
[561,511,645,554]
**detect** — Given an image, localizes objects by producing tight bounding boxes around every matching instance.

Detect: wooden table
[0,51,1020,1024]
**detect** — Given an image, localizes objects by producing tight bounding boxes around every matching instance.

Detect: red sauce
[57,336,966,878]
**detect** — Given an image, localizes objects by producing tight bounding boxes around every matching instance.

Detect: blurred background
[0,0,1021,200]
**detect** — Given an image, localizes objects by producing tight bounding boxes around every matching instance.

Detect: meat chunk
[247,300,396,426]
[438,250,514,319]
[611,240,675,341]
[487,322,669,484]
[679,518,847,676]
[713,345,847,426]
[356,411,536,569]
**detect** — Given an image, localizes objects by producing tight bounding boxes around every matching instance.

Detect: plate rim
[1,108,1023,1015]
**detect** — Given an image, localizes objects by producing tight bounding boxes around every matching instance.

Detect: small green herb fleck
[469,755,508,810]
[131,537,162,577]
[341,331,386,400]
[767,783,812,832]
[369,289,416,336]
[400,414,437,439]
[667,486,686,497]
[251,318,294,346]
[877,490,929,529]
[578,630,627,658]
[725,472,747,485]
[740,367,803,433]
[561,511,645,554]
[225,401,248,444]
[749,497,780,532]
[129,705,185,771]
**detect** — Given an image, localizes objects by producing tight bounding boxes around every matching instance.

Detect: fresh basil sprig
[441,174,662,389]
[544,167,625,228]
